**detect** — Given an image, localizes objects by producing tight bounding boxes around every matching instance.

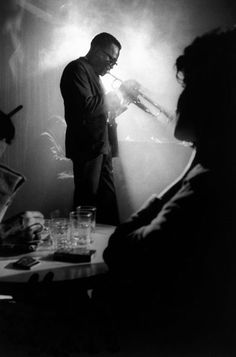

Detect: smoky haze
[0,0,235,219]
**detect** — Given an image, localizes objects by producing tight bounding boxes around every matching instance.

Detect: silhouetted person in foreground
[96,27,236,353]
[0,109,44,251]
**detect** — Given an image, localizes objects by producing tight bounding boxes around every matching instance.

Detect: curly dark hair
[176,26,236,87]
[175,26,236,168]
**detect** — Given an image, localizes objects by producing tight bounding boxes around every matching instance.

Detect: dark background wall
[0,0,235,221]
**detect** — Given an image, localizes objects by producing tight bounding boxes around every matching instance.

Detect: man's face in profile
[174,87,197,144]
[94,43,120,76]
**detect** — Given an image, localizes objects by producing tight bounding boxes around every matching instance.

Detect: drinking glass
[50,218,70,250]
[40,219,53,248]
[69,211,92,248]
[77,206,96,243]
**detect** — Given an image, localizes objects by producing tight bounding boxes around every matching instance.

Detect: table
[0,224,116,354]
[0,224,115,294]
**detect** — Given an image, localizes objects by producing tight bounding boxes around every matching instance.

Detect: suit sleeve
[61,62,106,121]
[103,178,204,271]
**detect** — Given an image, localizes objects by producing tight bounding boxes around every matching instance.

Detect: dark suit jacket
[104,162,234,308]
[60,57,109,161]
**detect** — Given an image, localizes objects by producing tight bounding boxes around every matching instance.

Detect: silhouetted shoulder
[62,57,90,75]
[185,164,210,181]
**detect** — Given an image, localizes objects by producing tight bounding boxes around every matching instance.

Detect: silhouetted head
[174,26,236,168]
[0,111,15,144]
[86,32,121,76]
[0,111,15,157]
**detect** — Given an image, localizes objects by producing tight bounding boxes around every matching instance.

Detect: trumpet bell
[107,72,174,123]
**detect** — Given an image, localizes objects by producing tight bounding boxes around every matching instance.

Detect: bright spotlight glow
[122,32,151,76]
[38,25,91,72]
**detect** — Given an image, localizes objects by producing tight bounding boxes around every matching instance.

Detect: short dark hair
[91,32,121,51]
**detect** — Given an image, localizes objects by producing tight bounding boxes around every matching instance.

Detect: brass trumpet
[107,72,174,123]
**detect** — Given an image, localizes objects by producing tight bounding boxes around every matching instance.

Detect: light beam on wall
[38,25,91,71]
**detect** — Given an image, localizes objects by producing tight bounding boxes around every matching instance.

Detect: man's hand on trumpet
[119,79,141,103]
[105,90,129,123]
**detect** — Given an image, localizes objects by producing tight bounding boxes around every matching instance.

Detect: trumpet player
[60,32,124,225]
